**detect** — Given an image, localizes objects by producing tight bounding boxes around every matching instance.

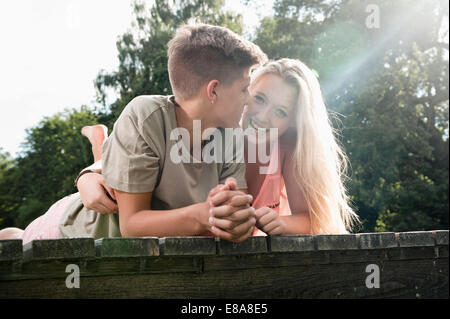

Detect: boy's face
[213,68,251,128]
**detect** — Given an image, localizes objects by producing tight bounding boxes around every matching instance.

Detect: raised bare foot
[81,124,108,146]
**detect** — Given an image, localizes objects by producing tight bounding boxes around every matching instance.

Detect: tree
[0,149,20,228]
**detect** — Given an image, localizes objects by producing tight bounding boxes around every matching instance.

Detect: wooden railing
[0,230,448,298]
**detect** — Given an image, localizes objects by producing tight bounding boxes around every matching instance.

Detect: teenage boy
[71,23,268,243]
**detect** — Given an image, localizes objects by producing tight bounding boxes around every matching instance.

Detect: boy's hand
[77,173,118,214]
[255,207,286,235]
[207,177,256,243]
[205,177,238,200]
[209,208,256,243]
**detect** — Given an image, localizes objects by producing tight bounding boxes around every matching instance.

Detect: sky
[0,0,273,157]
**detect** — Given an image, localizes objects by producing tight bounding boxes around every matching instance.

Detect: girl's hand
[77,173,118,214]
[255,207,286,235]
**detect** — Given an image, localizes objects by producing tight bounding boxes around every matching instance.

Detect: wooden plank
[433,230,449,246]
[387,247,437,261]
[316,234,359,250]
[23,238,95,261]
[86,256,203,276]
[141,256,203,274]
[0,240,23,261]
[6,246,444,282]
[0,257,446,299]
[436,246,448,258]
[0,261,21,280]
[433,258,449,279]
[16,258,90,281]
[85,258,142,277]
[204,252,331,272]
[0,240,23,280]
[269,235,316,252]
[159,237,216,256]
[95,237,159,257]
[397,231,435,247]
[6,255,204,281]
[205,246,445,273]
[217,236,267,255]
[358,232,397,249]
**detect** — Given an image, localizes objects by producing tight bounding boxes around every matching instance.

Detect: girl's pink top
[246,138,293,236]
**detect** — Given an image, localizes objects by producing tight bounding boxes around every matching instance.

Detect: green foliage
[0,107,101,228]
[0,149,20,228]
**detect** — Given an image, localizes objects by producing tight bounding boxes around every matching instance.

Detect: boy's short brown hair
[167,23,267,100]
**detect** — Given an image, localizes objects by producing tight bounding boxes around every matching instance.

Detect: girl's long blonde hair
[252,58,360,234]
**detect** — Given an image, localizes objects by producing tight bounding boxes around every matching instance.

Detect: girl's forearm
[121,202,210,238]
[281,213,312,235]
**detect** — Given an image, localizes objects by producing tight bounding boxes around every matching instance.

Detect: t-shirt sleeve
[102,97,161,193]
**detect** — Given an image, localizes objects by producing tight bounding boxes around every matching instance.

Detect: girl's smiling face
[242,73,297,139]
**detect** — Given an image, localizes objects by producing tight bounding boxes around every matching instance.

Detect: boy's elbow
[119,214,139,238]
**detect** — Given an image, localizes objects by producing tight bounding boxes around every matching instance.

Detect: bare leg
[81,124,108,162]
[0,227,24,240]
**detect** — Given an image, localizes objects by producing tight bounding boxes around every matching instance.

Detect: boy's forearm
[121,202,210,238]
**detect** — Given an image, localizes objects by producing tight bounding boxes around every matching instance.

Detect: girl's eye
[274,108,288,118]
[254,95,264,104]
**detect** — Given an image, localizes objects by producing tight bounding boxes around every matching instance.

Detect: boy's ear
[206,80,219,104]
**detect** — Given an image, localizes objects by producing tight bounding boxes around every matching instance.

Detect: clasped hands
[204,177,255,243]
[205,177,286,243]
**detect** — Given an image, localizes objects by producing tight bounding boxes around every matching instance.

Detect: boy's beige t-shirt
[58,95,247,239]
